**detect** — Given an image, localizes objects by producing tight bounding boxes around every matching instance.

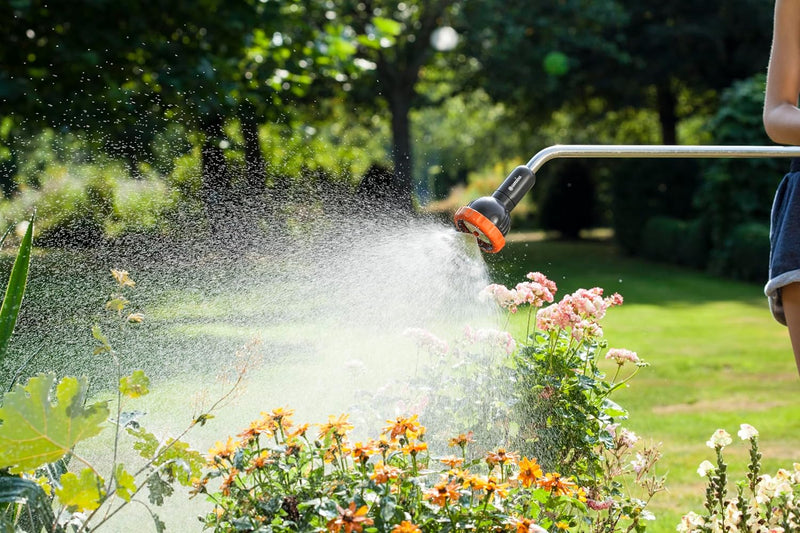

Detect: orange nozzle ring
[453,206,506,253]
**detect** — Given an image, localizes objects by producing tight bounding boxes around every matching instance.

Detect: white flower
[630,453,647,474]
[619,428,639,448]
[697,460,716,477]
[737,423,759,440]
[677,511,705,533]
[706,429,732,449]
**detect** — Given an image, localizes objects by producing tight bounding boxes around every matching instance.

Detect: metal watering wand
[453,144,800,253]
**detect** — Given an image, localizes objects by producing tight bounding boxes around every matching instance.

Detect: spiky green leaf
[0,214,33,362]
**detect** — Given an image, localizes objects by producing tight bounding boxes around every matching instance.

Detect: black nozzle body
[492,165,536,212]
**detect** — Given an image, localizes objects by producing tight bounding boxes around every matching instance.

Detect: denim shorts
[765,158,800,325]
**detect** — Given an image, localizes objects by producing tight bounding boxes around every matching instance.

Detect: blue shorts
[765,159,800,325]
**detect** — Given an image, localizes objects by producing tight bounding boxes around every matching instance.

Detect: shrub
[709,222,770,283]
[695,74,785,257]
[538,160,597,239]
[640,216,710,269]
[326,272,664,532]
[609,158,701,255]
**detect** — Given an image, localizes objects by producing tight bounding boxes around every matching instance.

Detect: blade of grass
[0,215,34,363]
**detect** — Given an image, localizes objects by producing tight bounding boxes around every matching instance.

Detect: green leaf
[92,324,111,354]
[372,16,403,37]
[145,473,173,506]
[601,398,628,418]
[0,374,109,473]
[119,370,150,398]
[0,214,33,363]
[55,468,105,512]
[114,464,136,502]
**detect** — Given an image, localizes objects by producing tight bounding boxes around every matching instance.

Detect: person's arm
[764,0,800,145]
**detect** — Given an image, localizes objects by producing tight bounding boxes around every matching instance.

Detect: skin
[763,0,800,375]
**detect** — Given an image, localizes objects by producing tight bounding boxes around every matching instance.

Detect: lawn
[487,236,799,532]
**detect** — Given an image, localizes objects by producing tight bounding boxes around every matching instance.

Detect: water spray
[454,144,800,253]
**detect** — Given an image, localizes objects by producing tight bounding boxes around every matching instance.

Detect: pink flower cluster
[403,328,449,356]
[463,325,516,355]
[479,272,557,313]
[536,287,623,340]
[605,348,640,366]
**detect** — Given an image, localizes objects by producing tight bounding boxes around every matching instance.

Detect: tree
[0,0,360,229]
[334,0,461,210]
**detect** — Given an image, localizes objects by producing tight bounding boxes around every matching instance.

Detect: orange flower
[482,476,509,499]
[247,450,273,472]
[537,472,578,497]
[370,462,402,484]
[238,418,272,444]
[318,414,354,440]
[347,441,378,462]
[517,457,543,487]
[286,423,310,439]
[448,431,475,448]
[423,479,461,507]
[463,473,487,491]
[384,414,422,440]
[374,434,395,454]
[327,502,373,533]
[207,436,238,463]
[392,520,422,533]
[509,516,546,533]
[439,455,464,469]
[220,468,239,496]
[485,447,519,468]
[402,441,428,456]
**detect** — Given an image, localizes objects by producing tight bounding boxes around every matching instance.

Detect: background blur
[0,0,782,280]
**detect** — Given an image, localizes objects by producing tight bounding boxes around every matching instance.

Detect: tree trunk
[388,85,414,211]
[656,82,678,145]
[200,113,230,233]
[238,101,266,200]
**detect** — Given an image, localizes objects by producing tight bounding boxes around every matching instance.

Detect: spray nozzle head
[453,196,509,253]
[453,165,535,254]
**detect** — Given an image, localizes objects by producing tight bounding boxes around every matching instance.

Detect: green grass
[487,237,799,532]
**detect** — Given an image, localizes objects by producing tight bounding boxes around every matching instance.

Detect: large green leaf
[0,215,34,363]
[0,374,109,473]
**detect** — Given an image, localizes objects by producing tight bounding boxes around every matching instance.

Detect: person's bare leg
[781,282,800,375]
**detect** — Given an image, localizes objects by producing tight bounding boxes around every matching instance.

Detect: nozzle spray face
[453,165,535,253]
[453,197,509,253]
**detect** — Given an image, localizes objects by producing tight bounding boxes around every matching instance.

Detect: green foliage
[0,213,33,362]
[537,160,597,239]
[610,159,701,255]
[696,74,782,249]
[0,374,109,474]
[640,216,709,270]
[55,468,105,512]
[0,269,231,532]
[709,222,770,283]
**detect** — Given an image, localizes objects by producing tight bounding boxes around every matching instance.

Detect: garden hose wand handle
[454,144,800,253]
